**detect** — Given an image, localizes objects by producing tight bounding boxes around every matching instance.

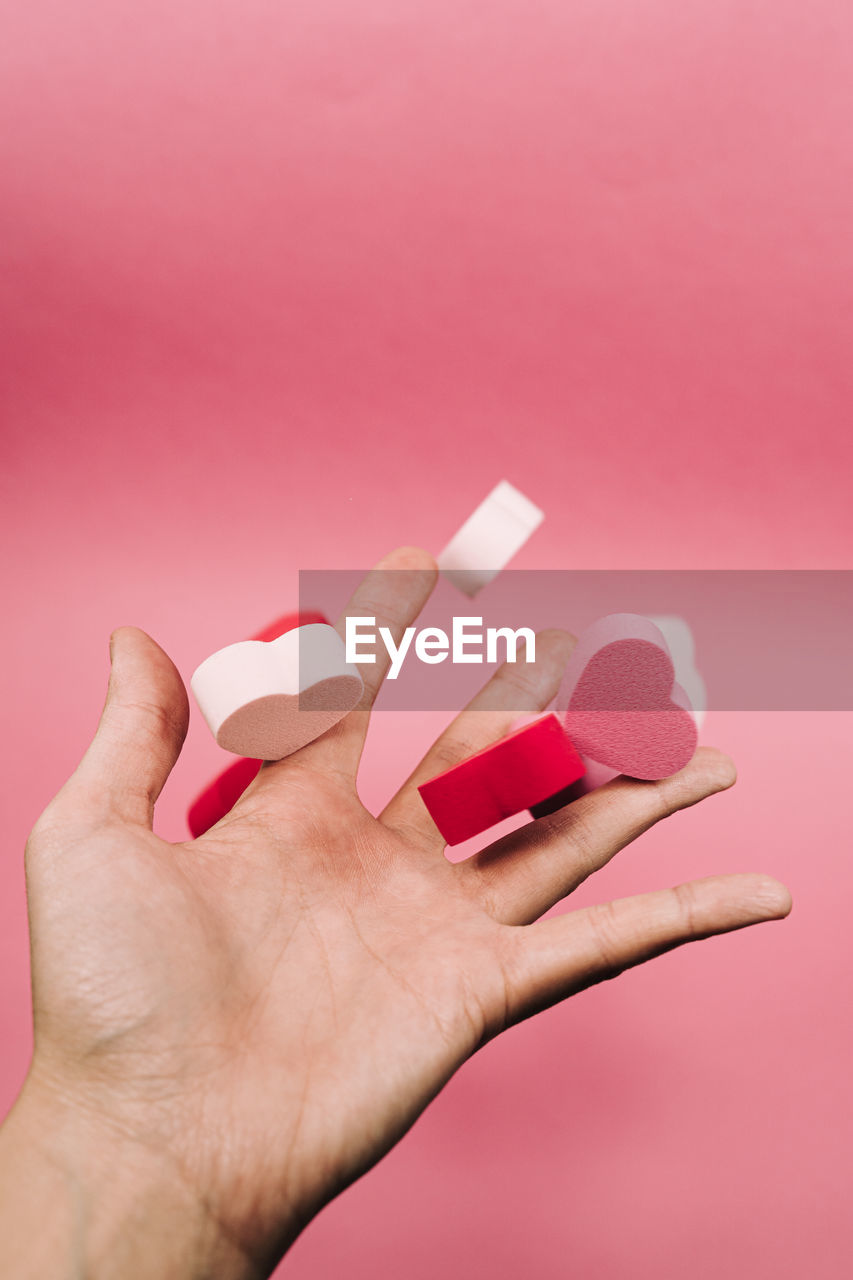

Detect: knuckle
[541,795,609,876]
[349,596,412,635]
[645,771,689,813]
[560,808,602,874]
[640,770,703,820]
[122,698,187,748]
[427,732,482,775]
[587,900,625,972]
[492,662,541,703]
[672,881,702,938]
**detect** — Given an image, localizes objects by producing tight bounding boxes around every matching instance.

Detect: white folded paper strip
[437,480,545,597]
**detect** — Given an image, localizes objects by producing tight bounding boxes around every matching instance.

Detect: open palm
[20,547,790,1278]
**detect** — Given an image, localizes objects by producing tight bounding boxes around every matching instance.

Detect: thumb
[69,626,190,827]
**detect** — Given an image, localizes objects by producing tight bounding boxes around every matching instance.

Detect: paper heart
[191,623,363,760]
[187,610,331,835]
[554,614,697,780]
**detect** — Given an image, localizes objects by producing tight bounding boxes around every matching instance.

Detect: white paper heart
[191,623,363,760]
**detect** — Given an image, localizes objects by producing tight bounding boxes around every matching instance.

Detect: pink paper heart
[555,614,698,780]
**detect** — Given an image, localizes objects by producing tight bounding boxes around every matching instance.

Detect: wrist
[0,1068,263,1280]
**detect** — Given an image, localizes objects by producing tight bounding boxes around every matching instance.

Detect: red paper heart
[556,614,698,780]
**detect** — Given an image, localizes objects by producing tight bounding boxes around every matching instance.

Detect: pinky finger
[500,873,792,1027]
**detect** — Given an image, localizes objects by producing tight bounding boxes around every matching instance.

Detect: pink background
[2,2,852,1276]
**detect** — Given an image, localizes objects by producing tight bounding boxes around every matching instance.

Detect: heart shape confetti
[187,610,330,835]
[554,614,697,780]
[191,622,363,760]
